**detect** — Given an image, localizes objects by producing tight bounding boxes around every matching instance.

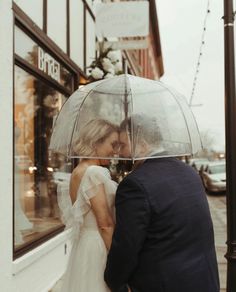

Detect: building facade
[0,1,163,291]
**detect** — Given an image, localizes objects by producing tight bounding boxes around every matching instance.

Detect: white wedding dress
[57,165,117,292]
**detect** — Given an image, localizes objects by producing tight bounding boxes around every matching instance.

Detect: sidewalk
[207,195,227,292]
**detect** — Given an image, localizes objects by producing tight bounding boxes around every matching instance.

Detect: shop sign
[38,47,60,82]
[96,1,149,38]
[99,39,149,51]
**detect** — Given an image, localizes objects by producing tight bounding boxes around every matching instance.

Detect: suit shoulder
[117,171,149,196]
[125,158,197,184]
[118,172,141,188]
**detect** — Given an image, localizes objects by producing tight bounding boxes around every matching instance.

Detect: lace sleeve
[78,165,116,204]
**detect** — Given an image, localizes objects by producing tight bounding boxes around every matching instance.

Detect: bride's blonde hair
[73,119,119,156]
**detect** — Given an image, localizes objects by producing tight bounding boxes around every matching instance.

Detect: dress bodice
[57,165,117,238]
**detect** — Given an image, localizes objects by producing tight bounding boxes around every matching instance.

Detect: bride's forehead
[109,132,119,139]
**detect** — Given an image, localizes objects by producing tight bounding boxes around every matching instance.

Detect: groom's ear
[134,139,149,157]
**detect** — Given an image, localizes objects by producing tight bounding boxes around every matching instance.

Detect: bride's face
[96,132,119,163]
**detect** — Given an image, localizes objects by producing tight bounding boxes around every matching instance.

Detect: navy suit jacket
[104,158,219,292]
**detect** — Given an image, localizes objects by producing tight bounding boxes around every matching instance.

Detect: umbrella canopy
[49,74,202,160]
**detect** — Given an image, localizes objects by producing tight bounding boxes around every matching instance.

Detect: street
[207,193,227,292]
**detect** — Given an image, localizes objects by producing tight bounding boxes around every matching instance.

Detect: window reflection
[47,0,67,52]
[14,0,43,29]
[14,66,71,250]
[70,0,84,68]
[86,12,96,75]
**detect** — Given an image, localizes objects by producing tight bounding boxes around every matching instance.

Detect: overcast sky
[156,0,226,151]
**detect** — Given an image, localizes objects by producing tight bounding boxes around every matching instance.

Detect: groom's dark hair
[120,114,162,146]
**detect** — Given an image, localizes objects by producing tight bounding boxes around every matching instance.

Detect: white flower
[102,58,114,73]
[91,67,104,79]
[107,67,115,75]
[104,73,114,79]
[102,57,113,66]
[114,61,122,74]
[107,50,120,63]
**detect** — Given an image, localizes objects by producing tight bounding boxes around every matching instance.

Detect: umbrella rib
[162,139,190,144]
[128,81,135,161]
[160,83,194,155]
[89,89,166,96]
[51,93,70,131]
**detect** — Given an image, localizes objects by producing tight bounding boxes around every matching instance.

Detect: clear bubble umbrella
[49,74,202,160]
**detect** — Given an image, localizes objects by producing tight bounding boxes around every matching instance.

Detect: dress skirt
[60,228,110,292]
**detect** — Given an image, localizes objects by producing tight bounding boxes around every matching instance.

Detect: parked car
[190,158,209,172]
[201,161,226,193]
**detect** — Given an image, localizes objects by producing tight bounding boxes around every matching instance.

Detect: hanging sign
[95,1,149,38]
[97,39,149,51]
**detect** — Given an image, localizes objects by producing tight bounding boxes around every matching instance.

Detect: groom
[104,114,219,292]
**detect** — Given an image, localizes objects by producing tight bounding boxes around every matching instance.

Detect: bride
[57,119,119,292]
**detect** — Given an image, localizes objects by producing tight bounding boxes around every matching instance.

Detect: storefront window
[15,26,73,91]
[14,0,43,29]
[86,12,96,75]
[70,0,84,68]
[14,65,71,252]
[47,0,67,52]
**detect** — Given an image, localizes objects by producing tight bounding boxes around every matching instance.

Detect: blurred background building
[0,0,163,291]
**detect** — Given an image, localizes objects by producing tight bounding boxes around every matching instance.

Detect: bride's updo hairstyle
[73,118,119,156]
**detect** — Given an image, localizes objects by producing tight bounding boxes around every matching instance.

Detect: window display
[14,65,71,252]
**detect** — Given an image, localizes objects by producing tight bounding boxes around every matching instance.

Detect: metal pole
[223,1,236,291]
